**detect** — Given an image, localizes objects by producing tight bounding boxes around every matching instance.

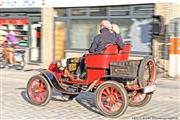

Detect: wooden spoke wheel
[128,56,156,107]
[27,75,52,106]
[96,81,128,118]
[138,56,156,87]
[128,91,152,107]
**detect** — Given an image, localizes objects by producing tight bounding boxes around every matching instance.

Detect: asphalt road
[0,67,180,120]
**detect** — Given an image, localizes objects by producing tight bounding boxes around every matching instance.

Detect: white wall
[45,0,179,8]
[1,0,179,8]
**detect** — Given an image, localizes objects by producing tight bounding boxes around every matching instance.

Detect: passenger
[80,20,111,77]
[89,20,117,53]
[111,24,124,49]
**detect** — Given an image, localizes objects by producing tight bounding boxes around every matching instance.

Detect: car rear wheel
[128,91,152,107]
[27,75,52,106]
[129,56,156,107]
[96,81,128,118]
[138,56,156,87]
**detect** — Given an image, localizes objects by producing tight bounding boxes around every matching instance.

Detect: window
[55,4,154,54]
[109,6,130,16]
[111,18,153,53]
[110,19,133,39]
[89,7,106,16]
[133,5,154,16]
[54,21,67,60]
[69,19,102,49]
[0,18,29,47]
[56,9,67,16]
[71,8,87,16]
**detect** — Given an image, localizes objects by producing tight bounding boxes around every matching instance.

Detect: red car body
[27,42,156,117]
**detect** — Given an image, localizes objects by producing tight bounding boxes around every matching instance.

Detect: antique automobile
[26,42,156,117]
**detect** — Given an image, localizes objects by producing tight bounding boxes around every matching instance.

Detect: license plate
[142,85,156,94]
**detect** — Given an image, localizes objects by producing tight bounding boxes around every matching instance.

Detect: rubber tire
[95,81,128,118]
[0,61,6,68]
[27,75,52,106]
[128,93,152,107]
[138,56,156,87]
[15,65,24,70]
[0,54,6,68]
[128,56,155,107]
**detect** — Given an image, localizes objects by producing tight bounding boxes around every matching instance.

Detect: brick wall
[41,8,55,66]
[155,3,180,24]
[154,3,180,75]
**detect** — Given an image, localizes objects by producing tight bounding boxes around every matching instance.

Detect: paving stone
[0,68,179,120]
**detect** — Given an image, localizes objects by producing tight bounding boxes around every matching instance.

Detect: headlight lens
[56,61,62,68]
[61,59,67,67]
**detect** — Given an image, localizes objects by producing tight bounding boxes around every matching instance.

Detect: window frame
[54,4,154,53]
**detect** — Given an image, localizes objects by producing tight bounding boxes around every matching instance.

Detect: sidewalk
[24,63,48,70]
[156,67,180,81]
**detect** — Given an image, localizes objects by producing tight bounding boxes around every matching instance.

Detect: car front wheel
[95,81,128,118]
[27,75,52,106]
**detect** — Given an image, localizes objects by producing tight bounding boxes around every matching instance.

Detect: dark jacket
[114,33,124,49]
[89,28,124,53]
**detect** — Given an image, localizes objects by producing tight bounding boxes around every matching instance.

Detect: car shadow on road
[20,90,32,104]
[18,88,101,116]
[18,88,77,104]
[75,92,101,115]
[16,88,31,104]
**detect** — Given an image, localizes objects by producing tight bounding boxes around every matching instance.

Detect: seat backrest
[102,44,119,54]
[85,43,131,69]
[119,43,131,53]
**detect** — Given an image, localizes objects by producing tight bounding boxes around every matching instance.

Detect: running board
[142,85,156,94]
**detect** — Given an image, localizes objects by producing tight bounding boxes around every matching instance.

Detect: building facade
[0,8,42,64]
[0,0,179,77]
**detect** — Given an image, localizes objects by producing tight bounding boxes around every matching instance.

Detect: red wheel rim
[99,86,123,113]
[129,91,146,103]
[28,79,48,104]
[143,60,155,86]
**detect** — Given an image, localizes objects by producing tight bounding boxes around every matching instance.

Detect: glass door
[29,23,41,63]
[54,20,67,60]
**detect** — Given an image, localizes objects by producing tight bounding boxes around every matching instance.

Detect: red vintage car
[26,42,156,117]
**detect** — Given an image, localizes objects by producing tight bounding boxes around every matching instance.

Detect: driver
[89,20,124,53]
[79,20,124,79]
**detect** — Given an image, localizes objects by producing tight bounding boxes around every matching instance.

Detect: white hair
[111,24,120,34]
[100,20,112,30]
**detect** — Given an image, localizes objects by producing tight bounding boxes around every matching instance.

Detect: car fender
[27,69,63,91]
